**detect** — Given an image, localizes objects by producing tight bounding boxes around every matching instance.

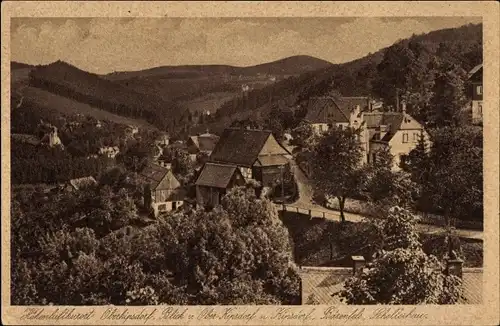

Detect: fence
[279,204,342,221]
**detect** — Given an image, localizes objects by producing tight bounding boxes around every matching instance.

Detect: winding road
[278,157,483,241]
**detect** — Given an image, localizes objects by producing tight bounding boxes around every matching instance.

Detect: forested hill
[203,23,482,133]
[28,60,187,132]
[104,55,333,81]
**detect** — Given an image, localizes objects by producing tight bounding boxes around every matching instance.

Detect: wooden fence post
[322,212,325,219]
[308,209,312,219]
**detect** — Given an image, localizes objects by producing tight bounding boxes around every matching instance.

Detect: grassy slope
[281,211,483,268]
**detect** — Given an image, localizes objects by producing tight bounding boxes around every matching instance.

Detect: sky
[11,17,481,74]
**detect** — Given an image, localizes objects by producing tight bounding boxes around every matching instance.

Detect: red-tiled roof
[195,162,241,188]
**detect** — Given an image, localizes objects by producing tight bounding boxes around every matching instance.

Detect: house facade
[186,132,220,162]
[304,96,372,134]
[304,97,429,170]
[195,162,246,208]
[140,163,185,217]
[467,63,483,125]
[208,128,291,188]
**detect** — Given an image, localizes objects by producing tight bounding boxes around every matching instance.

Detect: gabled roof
[299,267,351,304]
[467,64,483,81]
[198,133,219,152]
[69,176,97,190]
[459,268,483,304]
[195,162,242,188]
[304,97,350,124]
[139,163,180,190]
[336,97,371,113]
[188,136,200,148]
[365,111,424,143]
[209,128,282,167]
[255,155,289,167]
[300,266,483,305]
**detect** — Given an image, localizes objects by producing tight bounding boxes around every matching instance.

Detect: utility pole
[280,165,285,201]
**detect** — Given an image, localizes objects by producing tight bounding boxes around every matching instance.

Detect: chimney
[352,256,366,275]
[446,259,464,278]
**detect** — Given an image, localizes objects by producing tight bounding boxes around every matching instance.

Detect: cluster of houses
[140,127,293,216]
[304,96,430,170]
[139,92,439,217]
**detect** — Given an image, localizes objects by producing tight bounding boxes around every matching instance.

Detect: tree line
[11,179,300,305]
[29,61,187,132]
[11,142,114,184]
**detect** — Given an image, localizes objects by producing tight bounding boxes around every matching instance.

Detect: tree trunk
[338,196,346,222]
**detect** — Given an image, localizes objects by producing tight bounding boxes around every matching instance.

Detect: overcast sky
[11,17,481,74]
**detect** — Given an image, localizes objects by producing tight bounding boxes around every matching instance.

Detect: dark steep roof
[304,97,350,124]
[139,163,180,190]
[336,97,371,113]
[195,162,240,188]
[209,128,273,167]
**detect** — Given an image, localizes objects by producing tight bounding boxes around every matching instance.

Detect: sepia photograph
[2,1,499,325]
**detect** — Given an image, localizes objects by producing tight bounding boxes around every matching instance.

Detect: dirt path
[284,158,483,241]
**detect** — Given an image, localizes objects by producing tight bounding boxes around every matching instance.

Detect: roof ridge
[225,127,271,133]
[205,162,238,168]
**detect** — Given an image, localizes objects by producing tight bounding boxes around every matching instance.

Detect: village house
[186,132,220,162]
[300,256,482,305]
[64,176,97,192]
[139,163,185,217]
[98,146,120,159]
[40,125,64,149]
[208,128,292,187]
[467,63,483,125]
[125,125,139,136]
[194,162,246,208]
[365,103,430,168]
[155,133,170,147]
[304,96,373,134]
[304,96,429,170]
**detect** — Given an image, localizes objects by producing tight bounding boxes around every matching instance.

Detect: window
[413,133,419,142]
[478,102,483,114]
[399,154,408,167]
[476,85,483,95]
[158,204,167,211]
[403,133,409,143]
